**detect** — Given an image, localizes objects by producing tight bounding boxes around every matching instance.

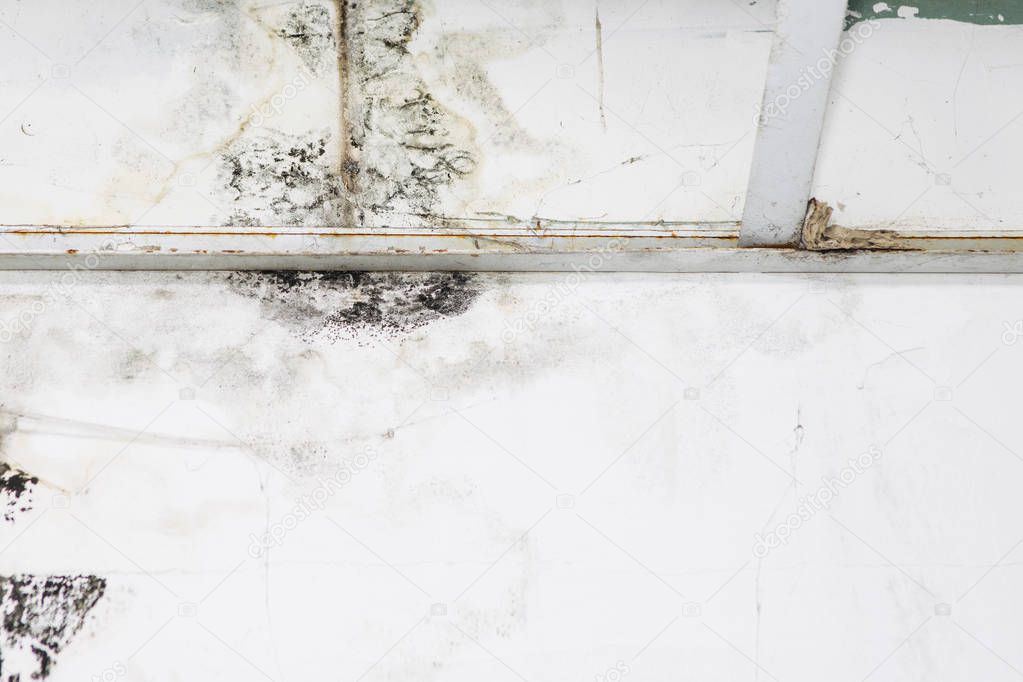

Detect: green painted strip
[845,1,1023,29]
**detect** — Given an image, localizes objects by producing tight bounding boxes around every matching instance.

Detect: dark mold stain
[0,575,106,681]
[343,0,478,224]
[218,0,479,228]
[226,271,483,340]
[220,130,345,227]
[279,3,336,75]
[0,464,36,524]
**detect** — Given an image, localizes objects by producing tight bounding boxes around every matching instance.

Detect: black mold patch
[0,464,36,524]
[346,0,479,223]
[0,575,106,681]
[217,0,480,228]
[226,272,483,341]
[279,3,335,75]
[219,130,346,227]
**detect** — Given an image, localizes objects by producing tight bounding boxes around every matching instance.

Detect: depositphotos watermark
[250,71,312,128]
[752,446,882,558]
[594,661,630,682]
[247,445,378,557]
[89,661,126,682]
[754,19,880,125]
[0,250,109,344]
[500,238,624,343]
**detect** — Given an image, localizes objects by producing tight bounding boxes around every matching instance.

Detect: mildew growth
[0,575,106,681]
[226,272,483,340]
[0,464,36,524]
[220,130,345,227]
[279,3,336,75]
[845,1,1023,28]
[216,0,479,227]
[340,0,478,225]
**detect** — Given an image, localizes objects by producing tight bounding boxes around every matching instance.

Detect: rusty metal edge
[0,228,1022,271]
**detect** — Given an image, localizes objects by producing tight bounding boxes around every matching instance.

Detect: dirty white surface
[0,0,775,229]
[813,17,1023,232]
[1,272,1022,680]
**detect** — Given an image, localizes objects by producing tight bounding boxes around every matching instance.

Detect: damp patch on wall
[0,575,106,680]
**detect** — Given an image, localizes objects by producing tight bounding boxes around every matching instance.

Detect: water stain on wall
[845,0,1023,28]
[226,271,483,340]
[216,0,484,228]
[0,575,106,681]
[335,0,480,226]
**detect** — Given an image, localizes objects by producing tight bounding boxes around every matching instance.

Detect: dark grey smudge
[279,3,335,75]
[219,130,345,227]
[0,575,106,681]
[345,0,478,224]
[226,272,483,341]
[0,464,36,524]
[217,0,478,228]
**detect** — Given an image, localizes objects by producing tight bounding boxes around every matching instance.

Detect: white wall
[1,272,1021,680]
[815,17,1023,232]
[0,0,774,229]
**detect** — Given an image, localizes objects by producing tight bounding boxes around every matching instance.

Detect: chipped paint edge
[845,1,1023,28]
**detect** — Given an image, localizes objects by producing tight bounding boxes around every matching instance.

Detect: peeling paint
[0,463,36,524]
[845,0,1023,28]
[0,575,106,681]
[801,199,904,251]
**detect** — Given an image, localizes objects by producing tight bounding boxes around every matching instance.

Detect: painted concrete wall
[5,0,1022,239]
[1,271,1022,680]
[0,0,774,230]
[814,5,1023,232]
